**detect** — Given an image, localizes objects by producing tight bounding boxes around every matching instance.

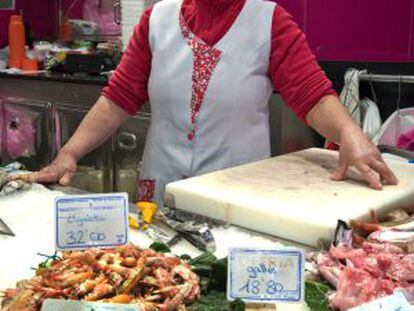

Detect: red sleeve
[102,8,153,115]
[269,5,336,122]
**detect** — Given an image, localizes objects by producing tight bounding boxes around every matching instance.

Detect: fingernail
[374,184,383,190]
[332,173,344,181]
[383,178,397,186]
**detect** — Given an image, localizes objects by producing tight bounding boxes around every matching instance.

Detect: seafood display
[0,162,28,197]
[309,213,414,310]
[1,245,201,311]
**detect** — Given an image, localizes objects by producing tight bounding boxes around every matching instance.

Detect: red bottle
[60,18,73,41]
[8,15,26,69]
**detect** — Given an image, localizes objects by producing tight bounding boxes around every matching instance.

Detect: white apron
[138,0,276,205]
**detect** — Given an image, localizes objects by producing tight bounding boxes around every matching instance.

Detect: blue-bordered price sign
[227,248,304,303]
[55,193,129,251]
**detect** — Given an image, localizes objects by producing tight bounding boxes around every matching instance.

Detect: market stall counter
[0,184,309,310]
[1,148,414,310]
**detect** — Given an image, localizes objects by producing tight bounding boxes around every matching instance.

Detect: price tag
[55,193,129,250]
[349,292,411,311]
[42,299,140,310]
[227,248,304,303]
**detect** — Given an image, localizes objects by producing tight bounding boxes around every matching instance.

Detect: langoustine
[1,244,200,311]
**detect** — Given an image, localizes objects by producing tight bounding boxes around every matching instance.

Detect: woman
[22,0,397,204]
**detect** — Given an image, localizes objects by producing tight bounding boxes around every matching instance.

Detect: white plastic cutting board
[165,148,414,246]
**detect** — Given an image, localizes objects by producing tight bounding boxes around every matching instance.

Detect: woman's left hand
[331,125,398,189]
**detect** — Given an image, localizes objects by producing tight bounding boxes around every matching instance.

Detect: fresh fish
[333,220,353,246]
[163,206,226,227]
[368,229,414,253]
[383,209,411,223]
[0,180,27,197]
[172,226,215,252]
[0,162,28,197]
[154,209,216,252]
[0,171,8,188]
[143,226,178,245]
[3,162,26,173]
[382,217,414,231]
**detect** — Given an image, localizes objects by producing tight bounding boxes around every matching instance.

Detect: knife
[0,218,15,236]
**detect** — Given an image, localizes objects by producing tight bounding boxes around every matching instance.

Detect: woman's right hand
[14,150,77,186]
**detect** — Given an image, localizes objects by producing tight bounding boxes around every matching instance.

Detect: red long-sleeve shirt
[103,0,335,121]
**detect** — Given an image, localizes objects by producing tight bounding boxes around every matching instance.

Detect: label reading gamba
[55,193,129,250]
[227,248,304,303]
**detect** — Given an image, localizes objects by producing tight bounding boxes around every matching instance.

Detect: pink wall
[61,0,85,19]
[1,0,413,62]
[0,0,84,48]
[277,0,414,61]
[0,0,23,48]
[0,0,59,47]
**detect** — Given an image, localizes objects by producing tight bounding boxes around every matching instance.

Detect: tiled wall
[1,0,414,61]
